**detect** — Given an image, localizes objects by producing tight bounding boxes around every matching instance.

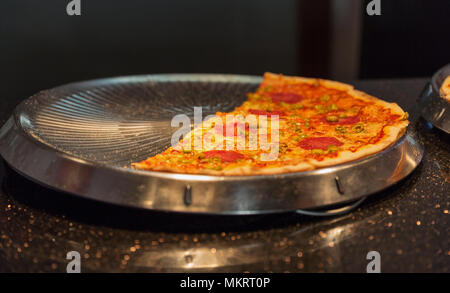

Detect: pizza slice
[132,73,409,175]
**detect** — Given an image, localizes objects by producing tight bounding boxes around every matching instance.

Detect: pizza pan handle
[417,82,432,103]
[295,196,367,217]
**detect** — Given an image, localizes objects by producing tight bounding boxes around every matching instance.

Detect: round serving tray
[418,63,450,134]
[0,74,424,215]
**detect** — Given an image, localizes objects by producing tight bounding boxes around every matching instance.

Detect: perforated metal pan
[418,63,450,134]
[0,74,423,215]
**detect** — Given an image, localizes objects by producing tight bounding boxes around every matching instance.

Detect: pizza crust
[134,161,315,175]
[262,72,356,94]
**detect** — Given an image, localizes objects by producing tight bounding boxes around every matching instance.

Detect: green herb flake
[311,149,324,155]
[314,105,326,113]
[327,145,339,152]
[327,104,339,111]
[352,123,365,133]
[326,115,339,122]
[335,126,347,133]
[320,95,331,102]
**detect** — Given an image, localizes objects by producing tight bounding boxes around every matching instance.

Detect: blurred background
[0,0,449,114]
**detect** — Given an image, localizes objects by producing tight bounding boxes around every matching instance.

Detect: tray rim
[418,64,450,134]
[0,73,425,215]
[11,109,410,181]
[431,63,450,94]
[9,73,412,181]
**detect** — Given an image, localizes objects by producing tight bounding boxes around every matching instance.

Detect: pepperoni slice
[248,109,286,116]
[337,116,360,125]
[323,116,360,125]
[298,137,343,150]
[270,92,303,104]
[202,150,244,162]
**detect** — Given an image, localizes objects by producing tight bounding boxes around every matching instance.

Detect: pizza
[440,76,450,102]
[132,73,409,175]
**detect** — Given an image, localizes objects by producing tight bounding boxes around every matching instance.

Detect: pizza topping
[260,85,274,92]
[248,109,286,116]
[311,149,324,155]
[326,115,339,122]
[298,137,344,151]
[323,115,360,125]
[177,158,194,164]
[327,145,339,152]
[270,92,303,104]
[202,150,244,162]
[352,123,365,133]
[314,105,326,113]
[320,95,331,102]
[247,93,262,100]
[327,103,339,111]
[335,126,347,133]
[338,116,360,125]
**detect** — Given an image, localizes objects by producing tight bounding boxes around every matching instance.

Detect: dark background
[0,0,449,115]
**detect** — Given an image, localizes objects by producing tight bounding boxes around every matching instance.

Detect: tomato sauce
[248,109,286,116]
[298,137,343,150]
[202,150,244,162]
[323,116,360,125]
[269,92,303,104]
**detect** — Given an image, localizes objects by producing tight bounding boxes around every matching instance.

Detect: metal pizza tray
[0,74,423,215]
[418,63,450,134]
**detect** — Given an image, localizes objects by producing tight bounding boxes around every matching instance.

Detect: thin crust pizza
[132,73,409,175]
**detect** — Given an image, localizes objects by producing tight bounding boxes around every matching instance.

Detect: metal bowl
[418,63,450,134]
[0,74,424,215]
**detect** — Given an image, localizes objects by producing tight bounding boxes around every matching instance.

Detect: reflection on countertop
[0,79,448,272]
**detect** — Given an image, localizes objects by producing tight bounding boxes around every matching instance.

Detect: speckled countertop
[0,78,448,273]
